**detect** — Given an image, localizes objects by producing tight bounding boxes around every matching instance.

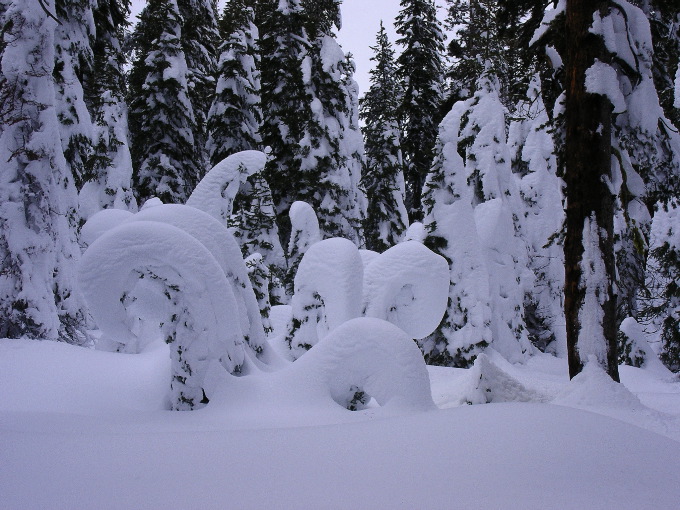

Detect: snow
[287,238,363,358]
[363,240,448,339]
[80,208,134,246]
[186,150,267,223]
[585,60,626,113]
[2,338,680,509]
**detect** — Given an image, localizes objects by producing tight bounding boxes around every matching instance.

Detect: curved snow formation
[287,238,363,359]
[186,150,267,223]
[363,241,449,339]
[78,221,244,410]
[297,318,435,412]
[124,204,267,356]
[80,208,134,247]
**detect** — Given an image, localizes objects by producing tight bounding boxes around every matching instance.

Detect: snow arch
[298,318,435,412]
[286,238,363,359]
[78,221,245,410]
[124,204,267,356]
[363,241,449,339]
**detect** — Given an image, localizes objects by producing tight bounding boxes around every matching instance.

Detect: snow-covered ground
[1,338,679,510]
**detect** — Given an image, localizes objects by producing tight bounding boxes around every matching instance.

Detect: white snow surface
[79,207,134,246]
[2,338,680,509]
[363,240,448,339]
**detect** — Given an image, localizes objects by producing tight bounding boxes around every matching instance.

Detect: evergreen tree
[360,22,408,252]
[395,0,445,221]
[257,0,365,243]
[128,0,201,205]
[53,0,95,192]
[563,0,620,381]
[207,0,261,165]
[509,74,566,356]
[79,0,136,218]
[177,0,219,168]
[257,0,312,240]
[423,74,533,366]
[0,0,86,342]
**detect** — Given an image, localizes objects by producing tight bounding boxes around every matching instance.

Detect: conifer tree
[53,0,95,192]
[207,0,261,166]
[360,22,408,252]
[79,0,136,218]
[258,0,365,243]
[0,0,87,342]
[395,0,445,221]
[177,0,219,168]
[257,0,312,239]
[128,0,201,205]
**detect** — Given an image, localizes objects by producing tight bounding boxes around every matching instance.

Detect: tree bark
[564,0,620,381]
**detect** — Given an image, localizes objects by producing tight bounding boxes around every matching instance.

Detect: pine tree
[53,0,95,192]
[79,0,136,218]
[257,0,365,243]
[207,0,261,165]
[423,74,533,366]
[177,0,219,168]
[257,0,312,240]
[300,16,365,243]
[360,22,408,252]
[509,74,566,356]
[564,0,620,381]
[0,0,86,342]
[128,0,201,205]
[395,0,445,222]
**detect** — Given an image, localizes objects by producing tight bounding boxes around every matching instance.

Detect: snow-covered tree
[395,0,445,221]
[509,74,566,356]
[563,0,620,381]
[257,0,311,238]
[360,22,408,252]
[53,0,95,192]
[177,0,219,168]
[0,0,87,342]
[128,0,202,205]
[423,74,533,366]
[207,0,261,165]
[285,201,321,295]
[79,0,136,218]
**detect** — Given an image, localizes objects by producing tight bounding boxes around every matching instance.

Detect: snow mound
[553,359,644,410]
[78,221,245,410]
[186,150,266,223]
[124,204,268,358]
[296,318,435,412]
[80,208,134,246]
[363,240,448,339]
[457,353,550,405]
[287,238,363,358]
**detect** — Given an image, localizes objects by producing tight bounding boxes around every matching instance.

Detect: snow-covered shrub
[245,253,273,335]
[362,241,448,339]
[80,208,134,247]
[285,200,322,294]
[78,221,245,410]
[286,238,363,359]
[296,318,435,412]
[123,204,268,357]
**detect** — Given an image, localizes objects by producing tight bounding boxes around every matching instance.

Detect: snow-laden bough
[186,150,267,223]
[286,238,363,359]
[78,221,245,410]
[363,241,449,339]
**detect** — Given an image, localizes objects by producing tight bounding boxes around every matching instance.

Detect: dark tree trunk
[564,0,620,382]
